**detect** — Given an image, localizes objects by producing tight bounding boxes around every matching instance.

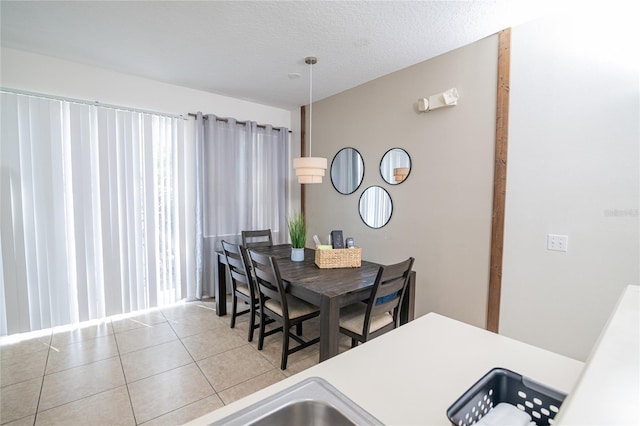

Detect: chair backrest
[364,257,415,335]
[242,229,273,248]
[247,249,288,316]
[221,240,255,298]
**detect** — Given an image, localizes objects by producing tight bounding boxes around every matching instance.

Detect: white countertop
[188,313,584,425]
[554,285,639,425]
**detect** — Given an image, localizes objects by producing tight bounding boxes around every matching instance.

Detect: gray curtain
[194,113,290,299]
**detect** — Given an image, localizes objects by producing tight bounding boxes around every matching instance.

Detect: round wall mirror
[331,148,365,195]
[359,186,393,229]
[380,148,412,185]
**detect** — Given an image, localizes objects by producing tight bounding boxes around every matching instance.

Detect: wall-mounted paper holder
[418,88,459,112]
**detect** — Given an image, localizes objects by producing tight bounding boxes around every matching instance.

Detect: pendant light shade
[294,157,328,183]
[394,167,410,183]
[294,56,327,184]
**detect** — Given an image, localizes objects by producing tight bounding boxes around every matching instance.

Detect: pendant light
[293,56,327,184]
[394,167,410,183]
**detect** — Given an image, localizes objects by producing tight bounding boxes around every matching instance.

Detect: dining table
[213,244,416,361]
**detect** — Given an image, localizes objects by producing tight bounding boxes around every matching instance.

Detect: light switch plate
[547,234,568,252]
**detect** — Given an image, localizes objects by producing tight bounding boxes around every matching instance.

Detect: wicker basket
[315,247,362,269]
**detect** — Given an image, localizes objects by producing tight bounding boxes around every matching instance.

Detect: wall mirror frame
[380,147,412,185]
[358,185,393,229]
[330,147,365,195]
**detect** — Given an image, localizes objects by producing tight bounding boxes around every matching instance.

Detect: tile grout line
[181,303,286,398]
[112,319,140,426]
[148,307,228,422]
[163,309,222,391]
[38,332,117,376]
[31,385,132,424]
[139,394,215,426]
[192,307,287,404]
[31,330,54,426]
[138,307,220,425]
[32,322,133,423]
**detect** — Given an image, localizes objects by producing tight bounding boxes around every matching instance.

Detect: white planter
[291,248,304,262]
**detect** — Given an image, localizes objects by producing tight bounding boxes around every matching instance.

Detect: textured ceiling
[1,1,556,110]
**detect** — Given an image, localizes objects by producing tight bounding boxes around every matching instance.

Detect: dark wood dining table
[213,244,416,361]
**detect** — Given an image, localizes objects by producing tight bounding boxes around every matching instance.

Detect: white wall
[501,5,640,361]
[1,47,293,127]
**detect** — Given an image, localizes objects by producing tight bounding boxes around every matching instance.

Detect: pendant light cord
[308,60,313,157]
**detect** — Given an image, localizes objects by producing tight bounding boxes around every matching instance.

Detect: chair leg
[247,303,256,342]
[296,323,302,336]
[280,326,290,370]
[230,294,238,329]
[351,338,358,348]
[258,309,266,351]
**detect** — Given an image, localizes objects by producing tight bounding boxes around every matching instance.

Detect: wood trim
[300,105,307,219]
[487,28,511,333]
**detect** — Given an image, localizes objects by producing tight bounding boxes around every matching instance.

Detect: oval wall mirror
[331,147,365,195]
[380,148,412,185]
[359,186,393,229]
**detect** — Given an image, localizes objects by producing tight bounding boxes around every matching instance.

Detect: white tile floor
[0,297,347,425]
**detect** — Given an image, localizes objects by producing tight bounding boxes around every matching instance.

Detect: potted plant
[288,211,306,261]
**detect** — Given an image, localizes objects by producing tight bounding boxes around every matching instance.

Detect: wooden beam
[487,28,511,333]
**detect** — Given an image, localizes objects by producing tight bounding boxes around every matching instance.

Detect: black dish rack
[446,367,567,426]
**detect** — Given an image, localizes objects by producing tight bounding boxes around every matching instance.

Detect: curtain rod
[187,112,291,133]
[1,87,187,120]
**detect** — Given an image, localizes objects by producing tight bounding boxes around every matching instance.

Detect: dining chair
[339,257,415,348]
[248,249,320,370]
[242,229,273,248]
[221,240,260,342]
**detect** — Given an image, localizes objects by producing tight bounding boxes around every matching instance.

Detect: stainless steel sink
[209,377,382,426]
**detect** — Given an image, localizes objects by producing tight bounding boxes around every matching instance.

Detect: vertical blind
[0,91,190,335]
